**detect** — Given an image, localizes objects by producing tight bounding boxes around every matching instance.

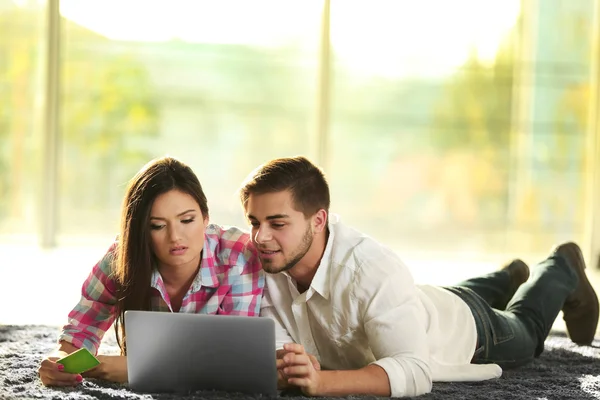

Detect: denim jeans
[443,255,578,369]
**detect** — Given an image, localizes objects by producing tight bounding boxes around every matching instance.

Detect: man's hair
[240,156,330,218]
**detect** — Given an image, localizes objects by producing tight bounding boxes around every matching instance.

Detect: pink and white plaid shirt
[59,224,264,354]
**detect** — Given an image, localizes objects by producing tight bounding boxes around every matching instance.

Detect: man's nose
[254,227,272,243]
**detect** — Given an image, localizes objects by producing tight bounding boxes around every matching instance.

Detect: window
[328,0,598,258]
[58,0,322,237]
[0,0,599,262]
[0,0,46,243]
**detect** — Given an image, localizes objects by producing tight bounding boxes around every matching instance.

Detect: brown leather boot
[497,259,530,310]
[552,242,599,345]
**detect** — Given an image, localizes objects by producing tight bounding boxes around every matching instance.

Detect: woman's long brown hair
[112,157,209,355]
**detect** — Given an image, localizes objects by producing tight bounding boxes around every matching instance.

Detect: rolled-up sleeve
[58,244,118,355]
[363,271,433,397]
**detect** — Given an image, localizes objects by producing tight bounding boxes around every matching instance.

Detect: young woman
[38,157,264,386]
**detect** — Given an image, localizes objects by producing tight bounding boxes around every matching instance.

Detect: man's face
[246,190,314,274]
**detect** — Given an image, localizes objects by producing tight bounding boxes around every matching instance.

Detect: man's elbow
[374,358,433,397]
[406,362,433,397]
[411,375,433,397]
[396,375,432,398]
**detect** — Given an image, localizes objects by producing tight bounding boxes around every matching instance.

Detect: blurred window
[0,0,46,243]
[58,0,322,237]
[328,0,597,256]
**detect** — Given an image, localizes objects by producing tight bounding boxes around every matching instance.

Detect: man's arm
[280,344,391,396]
[317,366,390,396]
[281,267,432,397]
[363,271,432,397]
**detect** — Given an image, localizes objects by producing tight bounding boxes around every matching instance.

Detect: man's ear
[312,209,328,234]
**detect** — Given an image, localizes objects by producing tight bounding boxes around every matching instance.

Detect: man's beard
[262,226,313,274]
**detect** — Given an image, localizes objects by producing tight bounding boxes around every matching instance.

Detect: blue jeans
[443,255,578,369]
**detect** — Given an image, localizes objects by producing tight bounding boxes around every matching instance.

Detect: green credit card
[56,347,101,374]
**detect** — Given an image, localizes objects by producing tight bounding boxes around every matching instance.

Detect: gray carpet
[1,325,599,400]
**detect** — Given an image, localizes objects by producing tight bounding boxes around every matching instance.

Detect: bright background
[1,0,599,333]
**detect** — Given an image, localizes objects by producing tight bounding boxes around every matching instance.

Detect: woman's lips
[169,246,188,256]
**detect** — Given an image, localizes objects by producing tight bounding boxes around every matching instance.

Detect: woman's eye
[182,218,194,224]
[150,224,164,230]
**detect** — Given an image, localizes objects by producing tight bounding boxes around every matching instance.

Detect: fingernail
[76,375,83,382]
[57,364,64,371]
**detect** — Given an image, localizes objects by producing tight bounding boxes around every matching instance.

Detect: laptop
[124,311,277,395]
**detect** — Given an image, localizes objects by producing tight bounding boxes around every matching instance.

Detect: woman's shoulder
[95,240,119,274]
[204,224,255,253]
[205,223,251,242]
[204,224,259,268]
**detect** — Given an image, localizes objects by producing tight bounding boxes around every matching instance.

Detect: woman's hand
[39,342,84,387]
[82,355,128,383]
[38,352,83,387]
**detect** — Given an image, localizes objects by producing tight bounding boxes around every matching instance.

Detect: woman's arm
[82,355,128,383]
[40,243,120,386]
[59,243,119,352]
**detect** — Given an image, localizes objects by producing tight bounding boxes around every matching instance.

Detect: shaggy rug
[1,325,599,400]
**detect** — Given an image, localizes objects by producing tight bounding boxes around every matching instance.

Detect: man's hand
[276,349,292,390]
[278,343,322,396]
[276,347,321,390]
[38,352,83,387]
[82,355,128,383]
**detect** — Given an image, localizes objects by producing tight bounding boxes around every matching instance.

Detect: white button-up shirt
[260,215,502,397]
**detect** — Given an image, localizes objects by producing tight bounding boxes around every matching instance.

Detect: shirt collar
[305,213,339,300]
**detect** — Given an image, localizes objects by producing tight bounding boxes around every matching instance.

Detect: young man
[240,156,599,398]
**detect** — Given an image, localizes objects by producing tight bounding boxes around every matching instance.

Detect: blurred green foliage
[0,5,159,223]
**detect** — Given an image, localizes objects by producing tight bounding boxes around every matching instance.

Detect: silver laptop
[124,311,277,395]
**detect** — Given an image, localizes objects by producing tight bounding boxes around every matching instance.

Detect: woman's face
[148,189,208,272]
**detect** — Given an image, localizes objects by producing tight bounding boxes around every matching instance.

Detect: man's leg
[446,242,598,369]
[454,260,530,310]
[444,284,540,369]
[507,242,599,346]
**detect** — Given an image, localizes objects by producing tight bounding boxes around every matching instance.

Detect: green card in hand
[56,347,101,374]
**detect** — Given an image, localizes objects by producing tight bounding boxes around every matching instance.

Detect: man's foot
[497,259,530,310]
[552,242,599,345]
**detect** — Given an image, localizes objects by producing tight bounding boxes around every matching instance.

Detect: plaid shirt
[59,224,264,354]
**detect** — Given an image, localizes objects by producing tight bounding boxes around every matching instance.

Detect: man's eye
[250,222,259,228]
[272,223,284,228]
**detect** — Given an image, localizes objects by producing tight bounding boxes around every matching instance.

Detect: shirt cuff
[371,357,406,397]
[57,332,100,355]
